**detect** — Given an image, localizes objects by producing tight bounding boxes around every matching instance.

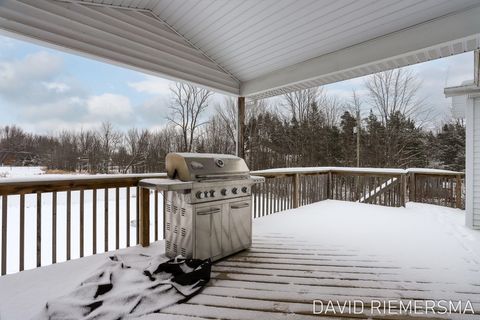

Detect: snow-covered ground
[0,166,45,178]
[0,200,478,319]
[0,166,163,274]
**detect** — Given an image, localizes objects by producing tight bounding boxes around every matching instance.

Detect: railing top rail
[406,168,464,176]
[253,167,464,177]
[0,173,167,195]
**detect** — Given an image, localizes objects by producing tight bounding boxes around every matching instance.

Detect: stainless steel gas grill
[139,153,264,261]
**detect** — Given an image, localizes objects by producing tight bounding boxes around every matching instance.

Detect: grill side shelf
[139,178,193,191]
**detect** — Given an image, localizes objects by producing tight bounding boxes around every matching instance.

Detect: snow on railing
[0,173,166,275]
[0,167,464,276]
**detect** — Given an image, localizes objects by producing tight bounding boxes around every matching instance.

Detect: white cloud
[128,75,172,95]
[87,93,133,121]
[0,51,68,104]
[42,81,70,93]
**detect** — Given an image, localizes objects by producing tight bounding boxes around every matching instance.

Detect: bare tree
[167,82,213,152]
[364,68,433,125]
[214,97,237,147]
[98,122,122,173]
[322,95,345,127]
[282,87,325,122]
[124,128,150,173]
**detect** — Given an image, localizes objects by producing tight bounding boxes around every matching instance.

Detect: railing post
[1,195,7,275]
[410,172,416,202]
[400,174,406,207]
[293,174,300,208]
[327,171,332,199]
[139,187,150,247]
[456,174,462,209]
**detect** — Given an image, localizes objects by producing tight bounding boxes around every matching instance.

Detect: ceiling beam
[241,5,480,98]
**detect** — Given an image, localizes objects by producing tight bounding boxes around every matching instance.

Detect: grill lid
[166,153,250,181]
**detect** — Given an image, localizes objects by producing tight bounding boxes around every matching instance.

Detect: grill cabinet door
[229,200,252,251]
[195,206,222,260]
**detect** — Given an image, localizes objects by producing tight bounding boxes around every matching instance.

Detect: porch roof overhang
[1,0,480,99]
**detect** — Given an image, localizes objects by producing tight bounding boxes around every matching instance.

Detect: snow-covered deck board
[1,200,480,319]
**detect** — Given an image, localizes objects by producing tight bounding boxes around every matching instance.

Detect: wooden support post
[292,174,300,208]
[236,96,245,159]
[139,187,150,247]
[456,174,463,209]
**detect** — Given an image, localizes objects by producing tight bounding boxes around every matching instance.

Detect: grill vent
[166,222,171,231]
[166,240,171,250]
[173,243,177,254]
[181,228,186,237]
[180,248,186,257]
[173,205,178,214]
[174,226,178,234]
[165,204,171,212]
[181,208,186,216]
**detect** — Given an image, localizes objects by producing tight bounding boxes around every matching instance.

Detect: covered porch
[0,0,480,318]
[1,199,478,319]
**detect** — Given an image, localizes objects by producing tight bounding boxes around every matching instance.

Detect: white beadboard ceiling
[0,0,480,99]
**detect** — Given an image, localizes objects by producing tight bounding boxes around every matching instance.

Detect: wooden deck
[159,201,480,320]
[1,200,480,319]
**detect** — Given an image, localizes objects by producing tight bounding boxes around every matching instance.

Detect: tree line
[0,69,465,173]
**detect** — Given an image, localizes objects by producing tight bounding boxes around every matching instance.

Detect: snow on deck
[1,200,480,319]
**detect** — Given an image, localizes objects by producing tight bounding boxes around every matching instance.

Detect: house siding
[471,96,480,229]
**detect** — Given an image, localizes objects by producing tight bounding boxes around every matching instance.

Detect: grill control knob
[241,187,248,193]
[221,188,229,196]
[232,187,238,194]
[196,191,205,199]
[210,190,216,197]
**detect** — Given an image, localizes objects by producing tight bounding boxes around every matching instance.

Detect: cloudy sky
[0,33,474,133]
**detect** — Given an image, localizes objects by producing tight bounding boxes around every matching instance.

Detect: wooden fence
[0,168,464,275]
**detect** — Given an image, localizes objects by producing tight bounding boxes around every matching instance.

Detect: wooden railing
[252,168,465,213]
[0,173,165,275]
[408,170,464,209]
[251,171,329,217]
[0,167,465,276]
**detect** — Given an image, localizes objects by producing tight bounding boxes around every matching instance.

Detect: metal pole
[356,109,360,167]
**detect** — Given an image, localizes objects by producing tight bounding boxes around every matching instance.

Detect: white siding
[470,97,480,229]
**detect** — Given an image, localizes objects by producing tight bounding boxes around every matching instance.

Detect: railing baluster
[253,185,257,218]
[19,194,25,271]
[126,187,130,247]
[36,192,41,268]
[115,187,119,250]
[262,181,266,216]
[67,190,71,261]
[80,189,84,257]
[104,188,109,252]
[52,192,57,264]
[155,190,159,241]
[136,186,140,244]
[92,189,97,254]
[1,195,7,275]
